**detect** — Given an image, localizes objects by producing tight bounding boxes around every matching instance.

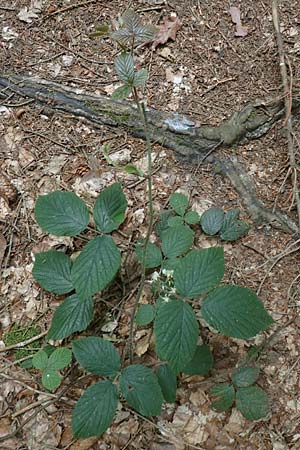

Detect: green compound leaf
[156,364,177,403]
[136,304,155,326]
[47,294,93,340]
[182,344,214,376]
[42,368,61,391]
[236,386,270,420]
[169,193,189,216]
[200,207,224,235]
[135,241,162,269]
[211,383,235,412]
[72,337,120,378]
[32,350,48,371]
[32,250,73,295]
[174,247,225,299]
[133,68,148,87]
[220,208,250,241]
[72,381,118,438]
[48,348,72,370]
[232,366,260,388]
[115,52,135,84]
[154,298,198,373]
[71,235,121,299]
[120,364,163,416]
[111,84,132,101]
[202,286,274,339]
[161,225,194,259]
[93,183,127,233]
[35,191,89,236]
[184,210,200,225]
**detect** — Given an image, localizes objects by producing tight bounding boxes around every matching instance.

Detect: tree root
[0,74,298,233]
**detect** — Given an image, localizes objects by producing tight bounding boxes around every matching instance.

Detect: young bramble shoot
[29,9,275,439]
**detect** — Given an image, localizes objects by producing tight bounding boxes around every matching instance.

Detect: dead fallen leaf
[229,7,248,37]
[68,437,98,450]
[152,16,182,49]
[18,0,44,23]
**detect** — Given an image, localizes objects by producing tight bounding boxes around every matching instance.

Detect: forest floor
[0,1,300,449]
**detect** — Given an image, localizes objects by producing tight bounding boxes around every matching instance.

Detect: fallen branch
[0,73,298,233]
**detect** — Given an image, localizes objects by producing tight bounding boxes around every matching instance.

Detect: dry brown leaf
[68,436,98,450]
[229,7,248,37]
[152,16,182,49]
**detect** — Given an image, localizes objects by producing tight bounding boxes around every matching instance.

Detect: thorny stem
[128,88,154,363]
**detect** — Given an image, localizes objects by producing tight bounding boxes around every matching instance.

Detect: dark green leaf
[211,383,235,412]
[73,337,120,377]
[182,344,214,375]
[202,286,274,339]
[94,183,127,233]
[111,84,132,101]
[136,304,155,326]
[71,235,121,299]
[72,381,118,438]
[111,28,133,46]
[139,242,162,269]
[236,386,270,420]
[47,294,93,340]
[174,247,224,299]
[115,52,134,84]
[117,9,157,44]
[133,68,148,87]
[168,216,184,227]
[156,364,177,403]
[161,225,194,259]
[120,365,163,416]
[200,207,224,235]
[156,210,173,238]
[154,298,198,373]
[48,348,72,370]
[161,258,180,271]
[32,250,73,295]
[121,9,141,33]
[220,208,250,241]
[42,368,61,391]
[35,191,89,236]
[169,193,189,216]
[184,210,200,225]
[232,366,260,388]
[135,241,162,269]
[32,350,48,371]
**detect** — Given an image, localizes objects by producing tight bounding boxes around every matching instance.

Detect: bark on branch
[0,74,298,233]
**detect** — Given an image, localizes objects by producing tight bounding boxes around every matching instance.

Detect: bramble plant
[28,9,274,439]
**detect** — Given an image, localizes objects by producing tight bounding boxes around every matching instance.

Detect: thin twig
[257,241,300,295]
[42,0,100,21]
[272,0,300,229]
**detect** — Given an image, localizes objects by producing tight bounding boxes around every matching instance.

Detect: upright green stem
[127,90,154,363]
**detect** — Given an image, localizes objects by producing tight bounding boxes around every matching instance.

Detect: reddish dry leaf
[152,16,182,49]
[229,6,248,37]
